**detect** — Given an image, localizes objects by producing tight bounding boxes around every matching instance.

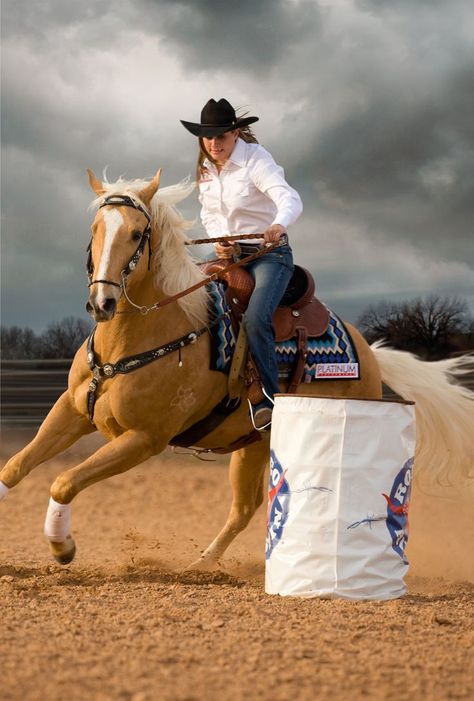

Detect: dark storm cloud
[1,0,112,41]
[135,0,322,70]
[2,0,321,70]
[1,0,473,329]
[313,90,472,199]
[267,1,474,266]
[128,0,474,265]
[302,66,474,248]
[357,0,452,9]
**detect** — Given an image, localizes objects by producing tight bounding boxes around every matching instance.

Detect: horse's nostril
[101,298,117,314]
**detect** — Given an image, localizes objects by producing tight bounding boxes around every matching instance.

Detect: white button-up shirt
[198,138,303,243]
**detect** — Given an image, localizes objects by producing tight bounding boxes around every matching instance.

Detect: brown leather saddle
[169,261,330,454]
[203,260,330,393]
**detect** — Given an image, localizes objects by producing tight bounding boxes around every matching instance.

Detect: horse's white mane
[89,176,209,326]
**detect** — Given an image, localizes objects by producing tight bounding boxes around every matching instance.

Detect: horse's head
[86,168,162,322]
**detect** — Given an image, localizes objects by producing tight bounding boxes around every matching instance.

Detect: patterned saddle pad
[207,281,360,382]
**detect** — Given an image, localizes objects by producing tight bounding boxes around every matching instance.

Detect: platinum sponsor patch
[315,362,359,378]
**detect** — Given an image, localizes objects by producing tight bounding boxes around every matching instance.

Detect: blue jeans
[241,245,294,409]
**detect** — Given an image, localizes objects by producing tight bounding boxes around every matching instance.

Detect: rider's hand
[215,241,236,259]
[262,224,286,243]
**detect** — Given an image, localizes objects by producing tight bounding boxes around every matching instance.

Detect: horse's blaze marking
[95,209,124,300]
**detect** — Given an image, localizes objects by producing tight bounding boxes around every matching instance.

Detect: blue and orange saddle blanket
[207,281,360,382]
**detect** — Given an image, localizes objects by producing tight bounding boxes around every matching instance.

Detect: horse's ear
[138,168,162,206]
[87,169,106,195]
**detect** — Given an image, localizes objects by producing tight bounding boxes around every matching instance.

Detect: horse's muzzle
[86,296,117,322]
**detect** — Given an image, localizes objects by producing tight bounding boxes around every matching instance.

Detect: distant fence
[1,360,71,426]
[1,356,472,427]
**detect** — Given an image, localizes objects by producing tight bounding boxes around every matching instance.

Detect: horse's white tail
[371,342,474,485]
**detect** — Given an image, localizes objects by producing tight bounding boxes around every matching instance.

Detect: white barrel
[265,395,416,600]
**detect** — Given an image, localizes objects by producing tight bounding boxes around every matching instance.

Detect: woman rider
[181,98,303,429]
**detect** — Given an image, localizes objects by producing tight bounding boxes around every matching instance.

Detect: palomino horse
[1,170,473,568]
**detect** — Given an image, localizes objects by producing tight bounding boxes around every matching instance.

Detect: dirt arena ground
[1,428,473,701]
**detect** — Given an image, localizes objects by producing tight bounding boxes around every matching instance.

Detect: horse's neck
[93,275,193,362]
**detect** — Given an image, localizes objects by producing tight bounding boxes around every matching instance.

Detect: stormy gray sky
[2,0,473,330]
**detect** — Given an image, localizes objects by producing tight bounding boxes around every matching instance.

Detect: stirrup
[248,401,272,431]
[248,389,274,432]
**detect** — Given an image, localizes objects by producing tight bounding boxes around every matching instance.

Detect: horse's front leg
[0,391,94,491]
[45,429,160,564]
[188,440,268,571]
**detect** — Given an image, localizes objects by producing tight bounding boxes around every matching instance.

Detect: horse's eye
[131,230,142,242]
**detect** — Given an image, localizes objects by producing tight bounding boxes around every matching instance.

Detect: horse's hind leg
[0,391,94,490]
[188,440,268,570]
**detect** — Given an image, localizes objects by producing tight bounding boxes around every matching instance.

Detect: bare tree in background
[1,326,42,359]
[41,317,93,358]
[357,295,471,357]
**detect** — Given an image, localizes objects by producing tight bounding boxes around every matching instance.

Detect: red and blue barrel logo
[266,450,290,560]
[383,457,414,564]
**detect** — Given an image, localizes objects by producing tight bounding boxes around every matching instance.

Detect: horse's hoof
[49,536,76,565]
[184,556,219,573]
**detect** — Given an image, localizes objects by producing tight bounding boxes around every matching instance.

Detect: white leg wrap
[44,498,72,541]
[0,482,9,501]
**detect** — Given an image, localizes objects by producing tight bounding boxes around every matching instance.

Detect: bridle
[86,193,283,316]
[87,194,152,291]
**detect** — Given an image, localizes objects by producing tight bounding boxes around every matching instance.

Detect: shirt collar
[228,137,247,167]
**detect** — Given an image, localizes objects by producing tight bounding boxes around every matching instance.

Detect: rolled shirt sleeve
[250,150,303,229]
[265,185,303,230]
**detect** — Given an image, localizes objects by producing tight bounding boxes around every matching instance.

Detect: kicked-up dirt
[1,428,473,701]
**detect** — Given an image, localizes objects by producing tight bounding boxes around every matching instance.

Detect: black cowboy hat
[180,98,259,137]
